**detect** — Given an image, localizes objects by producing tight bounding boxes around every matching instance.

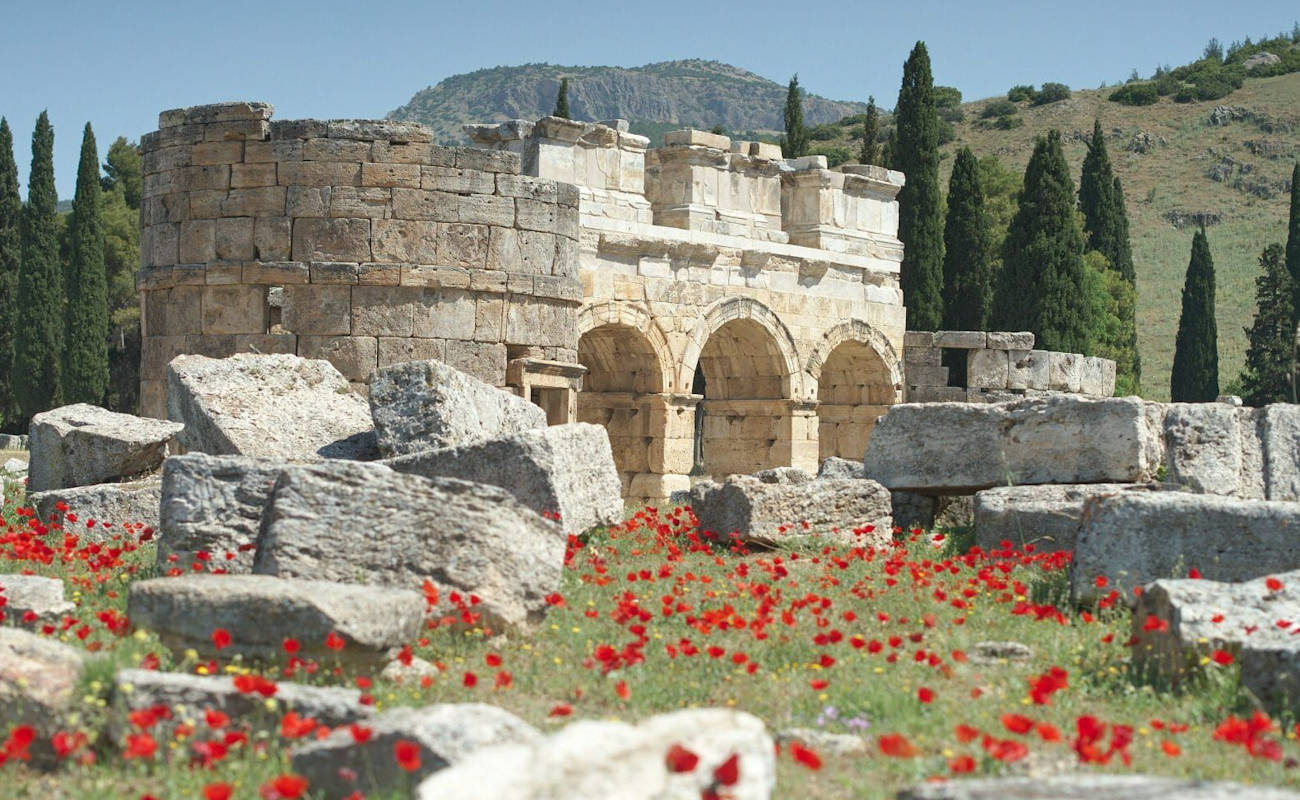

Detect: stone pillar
[787,400,820,474]
[624,392,698,506]
[781,160,904,258]
[644,130,731,232]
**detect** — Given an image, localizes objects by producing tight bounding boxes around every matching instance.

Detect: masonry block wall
[903,331,1118,403]
[136,102,582,419]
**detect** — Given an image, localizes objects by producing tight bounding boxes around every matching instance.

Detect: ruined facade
[137,103,907,503]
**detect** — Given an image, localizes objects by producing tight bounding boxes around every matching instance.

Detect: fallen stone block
[29,477,162,537]
[415,709,775,800]
[0,628,85,767]
[816,457,866,480]
[863,396,1163,493]
[1263,404,1300,501]
[369,359,546,458]
[167,353,376,460]
[974,483,1161,554]
[127,574,424,664]
[27,403,182,492]
[897,775,1300,800]
[1071,492,1300,604]
[1134,570,1300,713]
[0,575,74,627]
[252,460,564,629]
[292,703,539,800]
[157,453,283,572]
[690,468,891,548]
[385,423,622,533]
[1162,403,1261,498]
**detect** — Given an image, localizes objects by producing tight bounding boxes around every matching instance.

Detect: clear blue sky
[3,0,1296,197]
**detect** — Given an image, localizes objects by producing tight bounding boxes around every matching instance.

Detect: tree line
[0,113,141,432]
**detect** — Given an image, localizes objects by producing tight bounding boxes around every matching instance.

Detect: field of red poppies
[3,476,1299,799]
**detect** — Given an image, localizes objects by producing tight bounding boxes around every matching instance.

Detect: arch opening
[816,339,895,462]
[577,324,665,494]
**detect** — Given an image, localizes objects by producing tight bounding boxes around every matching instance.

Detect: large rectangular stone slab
[863,396,1163,493]
[29,477,163,538]
[28,404,182,492]
[974,483,1158,554]
[157,454,284,572]
[384,423,622,534]
[1071,492,1300,604]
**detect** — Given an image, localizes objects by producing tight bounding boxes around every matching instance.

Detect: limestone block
[392,188,460,221]
[1007,349,1049,391]
[515,198,560,234]
[816,457,868,479]
[864,396,1164,492]
[356,262,402,285]
[327,119,433,143]
[444,340,507,387]
[496,173,557,202]
[287,185,331,217]
[371,219,437,263]
[663,129,731,149]
[1078,357,1110,396]
[309,261,359,284]
[292,217,372,262]
[277,161,362,188]
[278,285,347,335]
[1262,404,1300,501]
[933,330,986,349]
[156,454,282,572]
[30,478,163,537]
[361,162,420,188]
[252,460,564,629]
[147,285,203,336]
[0,628,85,767]
[903,331,936,348]
[28,403,182,492]
[201,285,267,335]
[302,138,372,161]
[221,187,286,217]
[437,223,488,268]
[328,187,392,219]
[351,286,420,337]
[253,216,291,260]
[230,163,276,189]
[189,140,242,166]
[905,364,948,386]
[455,147,519,175]
[1163,403,1249,495]
[243,261,309,285]
[213,217,254,261]
[459,194,516,227]
[967,349,1009,390]
[378,337,444,367]
[179,219,215,263]
[1071,492,1300,604]
[414,289,476,339]
[297,335,377,382]
[974,483,1157,554]
[905,385,966,403]
[904,346,941,367]
[986,331,1034,350]
[0,575,74,627]
[422,166,495,194]
[1047,351,1081,392]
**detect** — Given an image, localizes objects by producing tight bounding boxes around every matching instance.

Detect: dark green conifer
[941,147,992,331]
[993,130,1091,352]
[894,42,944,330]
[1240,243,1295,405]
[63,123,109,406]
[1287,162,1300,324]
[553,78,570,119]
[781,75,809,159]
[1170,228,1220,402]
[1109,176,1136,283]
[13,112,63,421]
[860,96,880,164]
[0,119,20,428]
[1078,121,1118,258]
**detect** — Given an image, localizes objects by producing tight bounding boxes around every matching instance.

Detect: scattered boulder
[166,353,376,460]
[1245,51,1282,73]
[157,453,283,572]
[252,460,564,629]
[29,477,163,536]
[1134,570,1300,712]
[385,423,622,533]
[381,656,438,685]
[0,628,85,767]
[891,491,935,529]
[2,458,25,476]
[897,775,1300,799]
[415,708,775,800]
[127,574,424,664]
[1162,403,1262,498]
[974,483,1158,554]
[369,359,546,458]
[0,575,75,626]
[863,396,1163,493]
[291,703,539,800]
[970,641,1033,664]
[816,457,867,480]
[27,403,182,492]
[690,468,892,548]
[1071,492,1300,604]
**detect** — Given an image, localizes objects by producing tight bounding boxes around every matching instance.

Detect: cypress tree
[993,130,1091,352]
[1288,162,1300,324]
[0,119,20,429]
[782,75,809,159]
[64,123,109,406]
[553,78,570,119]
[1239,243,1295,406]
[1078,121,1118,259]
[895,41,944,331]
[1170,228,1220,402]
[13,112,63,422]
[941,147,992,331]
[1111,175,1140,391]
[1108,176,1136,282]
[860,96,880,165]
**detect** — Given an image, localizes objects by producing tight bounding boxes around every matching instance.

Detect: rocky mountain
[387,59,866,143]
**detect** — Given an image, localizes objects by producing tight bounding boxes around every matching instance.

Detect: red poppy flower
[665,743,700,773]
[210,628,232,650]
[917,686,935,704]
[712,753,740,786]
[203,784,233,800]
[259,774,309,799]
[789,741,822,770]
[1161,740,1181,757]
[548,702,573,717]
[394,739,421,772]
[1211,649,1234,665]
[615,680,631,700]
[462,671,478,688]
[1267,576,1284,592]
[1001,713,1034,735]
[124,732,157,760]
[325,631,346,651]
[282,638,300,655]
[954,724,979,743]
[878,733,918,758]
[948,754,976,773]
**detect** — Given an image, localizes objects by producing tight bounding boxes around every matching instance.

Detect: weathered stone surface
[974,483,1158,554]
[691,468,892,547]
[0,575,74,627]
[127,574,424,663]
[167,353,376,460]
[1262,404,1300,501]
[1071,492,1300,604]
[29,477,163,535]
[1133,571,1300,712]
[891,491,936,529]
[28,403,182,492]
[385,423,622,534]
[970,640,1033,664]
[252,460,564,628]
[864,396,1163,493]
[775,728,868,756]
[816,457,867,480]
[0,628,84,767]
[292,703,540,800]
[897,775,1300,799]
[157,454,283,572]
[113,668,372,738]
[368,359,546,458]
[966,349,1008,389]
[1163,403,1250,495]
[415,709,775,800]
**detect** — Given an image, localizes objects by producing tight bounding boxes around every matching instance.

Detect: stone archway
[806,320,902,462]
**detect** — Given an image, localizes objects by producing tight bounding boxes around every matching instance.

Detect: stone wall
[136,102,583,419]
[902,331,1117,403]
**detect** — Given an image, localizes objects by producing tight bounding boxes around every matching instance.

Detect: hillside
[386,59,865,144]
